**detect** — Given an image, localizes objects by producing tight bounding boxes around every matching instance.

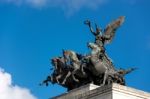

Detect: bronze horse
[87,42,116,86]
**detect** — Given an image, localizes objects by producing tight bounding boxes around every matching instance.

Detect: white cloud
[0,0,108,15]
[0,0,142,14]
[25,0,47,7]
[55,0,108,16]
[0,68,37,99]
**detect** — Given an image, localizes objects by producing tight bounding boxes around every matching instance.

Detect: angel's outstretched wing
[103,16,125,44]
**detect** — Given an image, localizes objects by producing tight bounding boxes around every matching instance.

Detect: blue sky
[0,0,150,99]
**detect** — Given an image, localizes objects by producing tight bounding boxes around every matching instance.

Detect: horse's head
[88,42,102,56]
[63,50,70,58]
[88,42,99,50]
[63,50,79,63]
[51,58,59,67]
[51,58,57,63]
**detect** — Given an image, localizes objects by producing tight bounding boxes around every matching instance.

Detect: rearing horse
[51,57,72,85]
[88,42,113,86]
[63,50,81,82]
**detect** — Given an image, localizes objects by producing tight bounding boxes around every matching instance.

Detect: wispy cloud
[0,68,37,99]
[1,0,108,16]
[45,0,108,15]
[0,0,142,15]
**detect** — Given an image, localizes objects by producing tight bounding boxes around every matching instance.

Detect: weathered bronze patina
[41,16,136,91]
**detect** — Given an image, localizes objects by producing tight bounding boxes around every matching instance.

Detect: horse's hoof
[75,79,79,82]
[73,79,79,83]
[61,80,66,85]
[99,84,105,87]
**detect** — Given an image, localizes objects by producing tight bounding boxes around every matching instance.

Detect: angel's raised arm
[84,20,99,36]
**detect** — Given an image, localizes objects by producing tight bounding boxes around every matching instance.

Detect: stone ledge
[112,83,150,98]
[52,84,99,99]
[78,83,150,99]
[52,83,150,99]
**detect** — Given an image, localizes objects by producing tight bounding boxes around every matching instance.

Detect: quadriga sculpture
[40,16,136,91]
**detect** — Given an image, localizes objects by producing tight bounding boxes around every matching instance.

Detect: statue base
[52,83,150,99]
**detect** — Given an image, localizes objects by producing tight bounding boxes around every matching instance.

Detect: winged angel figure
[84,16,125,70]
[84,16,125,46]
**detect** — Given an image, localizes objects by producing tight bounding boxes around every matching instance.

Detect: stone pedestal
[52,83,150,99]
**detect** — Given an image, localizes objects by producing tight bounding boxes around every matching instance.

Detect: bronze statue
[41,16,136,91]
[84,16,125,45]
[84,16,125,69]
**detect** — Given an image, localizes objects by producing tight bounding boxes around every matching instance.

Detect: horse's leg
[107,75,113,85]
[47,76,54,84]
[81,63,86,76]
[40,75,53,86]
[56,75,62,84]
[72,69,79,82]
[49,75,53,82]
[71,63,80,82]
[101,69,108,86]
[62,71,71,85]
